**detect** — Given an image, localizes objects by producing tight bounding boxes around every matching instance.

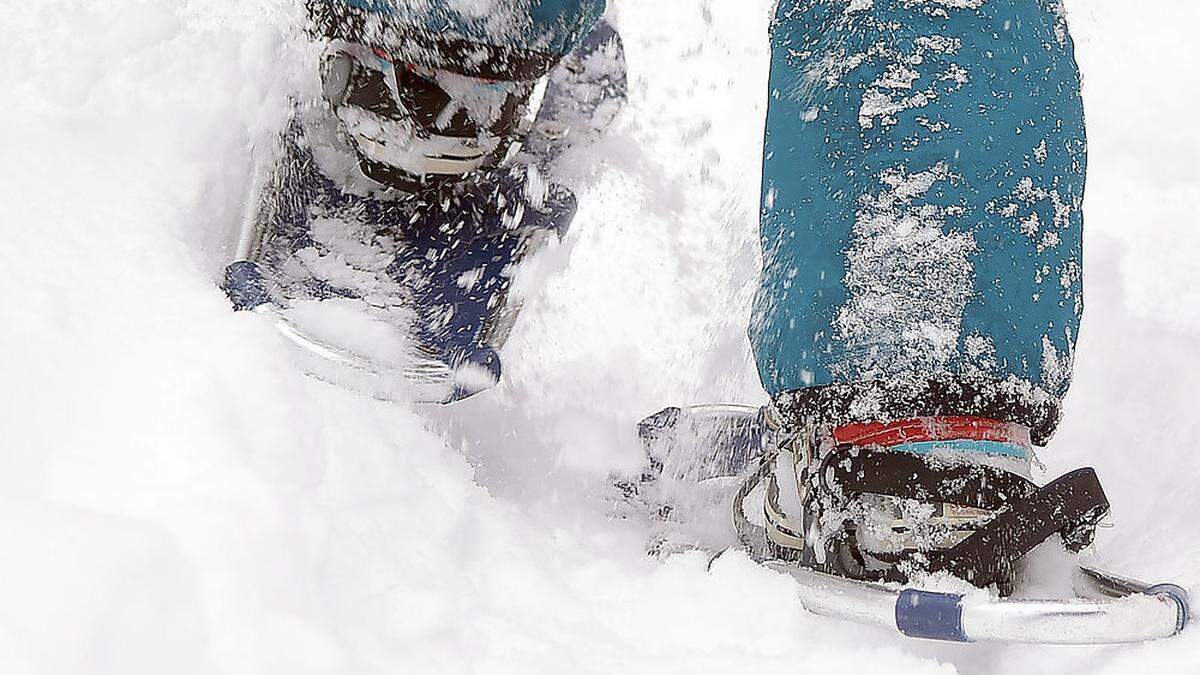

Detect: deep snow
[1,0,1198,673]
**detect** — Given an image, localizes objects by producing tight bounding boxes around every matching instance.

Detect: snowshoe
[630,404,1190,644]
[221,19,625,402]
[224,129,576,402]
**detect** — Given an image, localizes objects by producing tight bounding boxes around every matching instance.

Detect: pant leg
[310,0,606,66]
[750,0,1086,444]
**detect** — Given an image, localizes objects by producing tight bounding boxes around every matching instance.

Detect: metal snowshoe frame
[638,404,1190,645]
[763,560,1188,644]
[254,300,460,402]
[731,451,1189,644]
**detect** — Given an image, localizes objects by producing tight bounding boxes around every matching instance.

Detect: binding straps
[821,443,1110,589]
[826,450,1036,511]
[934,467,1109,586]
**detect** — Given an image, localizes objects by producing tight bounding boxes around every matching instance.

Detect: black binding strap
[822,447,1110,589]
[825,447,1037,511]
[933,468,1109,587]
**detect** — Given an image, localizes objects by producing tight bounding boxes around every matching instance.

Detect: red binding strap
[833,416,1030,448]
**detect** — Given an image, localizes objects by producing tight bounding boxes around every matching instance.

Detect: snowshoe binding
[629,404,1190,644]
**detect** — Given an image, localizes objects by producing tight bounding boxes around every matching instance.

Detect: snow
[0,0,1197,673]
[835,161,978,381]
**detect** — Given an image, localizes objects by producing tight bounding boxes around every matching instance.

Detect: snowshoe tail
[761,560,1188,644]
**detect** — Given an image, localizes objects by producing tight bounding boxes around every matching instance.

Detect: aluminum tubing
[961,593,1181,644]
[268,311,457,403]
[765,562,1186,644]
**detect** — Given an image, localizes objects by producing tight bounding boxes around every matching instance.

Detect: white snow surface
[1,1,1198,673]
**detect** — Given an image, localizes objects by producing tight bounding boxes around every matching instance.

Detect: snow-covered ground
[1,0,1198,672]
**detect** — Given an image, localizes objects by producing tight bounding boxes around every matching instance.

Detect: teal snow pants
[751,0,1087,443]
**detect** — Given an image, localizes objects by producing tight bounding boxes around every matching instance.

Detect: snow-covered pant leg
[750,0,1087,444]
[310,0,606,64]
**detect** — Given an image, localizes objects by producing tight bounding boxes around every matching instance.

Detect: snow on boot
[307,2,624,191]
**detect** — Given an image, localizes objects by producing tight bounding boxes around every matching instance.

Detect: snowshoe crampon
[633,404,1190,644]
